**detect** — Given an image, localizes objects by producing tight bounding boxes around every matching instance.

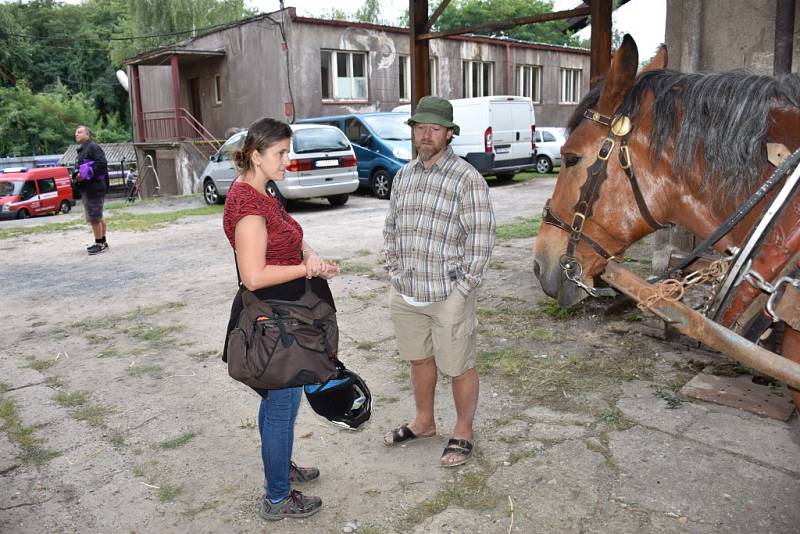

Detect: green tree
[354,0,382,24]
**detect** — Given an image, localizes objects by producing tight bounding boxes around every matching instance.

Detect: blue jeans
[258,386,302,502]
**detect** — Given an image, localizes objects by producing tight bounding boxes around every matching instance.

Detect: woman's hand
[303,252,326,278]
[317,261,341,280]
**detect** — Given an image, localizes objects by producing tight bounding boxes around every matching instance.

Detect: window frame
[462,60,494,98]
[214,74,222,105]
[321,49,369,102]
[399,55,410,102]
[429,56,438,95]
[560,68,582,104]
[516,64,541,103]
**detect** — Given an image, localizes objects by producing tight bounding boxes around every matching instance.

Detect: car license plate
[315,159,339,168]
[495,146,510,154]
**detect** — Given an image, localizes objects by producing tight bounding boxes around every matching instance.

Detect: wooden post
[170,54,182,138]
[409,0,430,110]
[131,65,144,142]
[590,0,612,87]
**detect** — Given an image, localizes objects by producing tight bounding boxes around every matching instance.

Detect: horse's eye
[564,154,581,167]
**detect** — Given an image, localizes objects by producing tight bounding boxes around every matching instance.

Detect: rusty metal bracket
[601,262,800,390]
[772,283,800,330]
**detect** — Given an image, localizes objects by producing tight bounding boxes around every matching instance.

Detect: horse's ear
[640,44,667,73]
[596,34,639,114]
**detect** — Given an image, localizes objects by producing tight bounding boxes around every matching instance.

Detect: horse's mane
[567,69,800,201]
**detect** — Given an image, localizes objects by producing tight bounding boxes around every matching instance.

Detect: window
[516,65,541,102]
[560,68,582,104]
[214,75,222,105]
[321,50,368,100]
[38,178,57,194]
[20,180,36,200]
[344,118,368,145]
[218,131,246,162]
[429,56,438,95]
[292,128,350,154]
[462,60,493,98]
[399,55,410,101]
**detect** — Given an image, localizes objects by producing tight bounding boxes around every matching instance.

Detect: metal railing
[140,108,221,151]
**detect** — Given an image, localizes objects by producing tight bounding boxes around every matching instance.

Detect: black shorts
[81,190,105,223]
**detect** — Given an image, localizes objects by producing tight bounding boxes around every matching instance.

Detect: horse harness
[542,108,668,296]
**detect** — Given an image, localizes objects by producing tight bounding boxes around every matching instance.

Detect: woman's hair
[232,118,292,174]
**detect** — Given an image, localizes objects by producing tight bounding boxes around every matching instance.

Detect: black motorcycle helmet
[304,367,372,431]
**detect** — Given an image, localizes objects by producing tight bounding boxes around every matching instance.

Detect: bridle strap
[543,201,616,260]
[619,137,669,231]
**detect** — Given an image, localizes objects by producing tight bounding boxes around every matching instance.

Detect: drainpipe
[131,65,144,142]
[170,55,182,138]
[774,0,796,76]
[687,0,704,72]
[504,42,511,94]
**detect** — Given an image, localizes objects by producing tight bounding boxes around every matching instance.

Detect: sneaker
[260,490,322,521]
[87,243,109,255]
[289,461,320,483]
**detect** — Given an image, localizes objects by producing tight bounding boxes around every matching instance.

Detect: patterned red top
[222,181,303,266]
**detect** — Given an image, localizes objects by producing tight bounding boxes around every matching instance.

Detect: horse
[532,35,800,406]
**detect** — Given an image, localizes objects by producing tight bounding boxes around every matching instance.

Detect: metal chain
[637,259,730,313]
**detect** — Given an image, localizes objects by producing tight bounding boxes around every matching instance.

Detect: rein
[542,108,668,296]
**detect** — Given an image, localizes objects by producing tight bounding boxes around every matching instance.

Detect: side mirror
[358,133,372,147]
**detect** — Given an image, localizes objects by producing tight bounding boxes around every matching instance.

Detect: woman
[222,117,339,521]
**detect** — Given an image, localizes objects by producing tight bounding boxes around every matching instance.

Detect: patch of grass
[406,471,498,525]
[654,388,684,409]
[376,395,400,404]
[354,249,371,257]
[239,418,257,429]
[128,324,183,348]
[26,357,54,371]
[108,428,126,447]
[0,398,60,465]
[188,349,218,362]
[527,326,555,341]
[182,500,220,518]
[85,333,112,344]
[160,431,198,449]
[128,364,164,380]
[105,205,223,233]
[349,290,377,302]
[538,296,579,319]
[0,219,84,240]
[598,407,636,431]
[507,449,538,465]
[96,346,119,358]
[0,381,9,394]
[489,259,505,270]
[53,390,90,408]
[72,403,115,427]
[157,483,184,502]
[355,340,377,351]
[337,261,373,275]
[495,216,541,241]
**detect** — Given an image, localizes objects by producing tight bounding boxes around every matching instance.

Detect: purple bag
[78,160,95,181]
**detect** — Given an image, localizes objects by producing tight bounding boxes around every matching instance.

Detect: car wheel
[266,181,287,207]
[371,169,392,199]
[495,173,515,182]
[59,200,71,214]
[17,209,30,219]
[327,194,349,206]
[203,179,221,205]
[536,155,553,174]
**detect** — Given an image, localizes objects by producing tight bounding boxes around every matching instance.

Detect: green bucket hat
[406,95,460,135]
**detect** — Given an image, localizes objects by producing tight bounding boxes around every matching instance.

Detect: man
[74,125,109,254]
[383,96,495,467]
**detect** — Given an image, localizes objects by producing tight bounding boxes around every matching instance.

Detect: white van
[394,95,536,181]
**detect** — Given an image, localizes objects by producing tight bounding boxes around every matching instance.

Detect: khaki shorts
[388,285,477,377]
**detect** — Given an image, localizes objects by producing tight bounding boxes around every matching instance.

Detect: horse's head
[534,36,671,307]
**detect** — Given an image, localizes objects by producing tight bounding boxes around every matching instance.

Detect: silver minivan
[201,124,359,206]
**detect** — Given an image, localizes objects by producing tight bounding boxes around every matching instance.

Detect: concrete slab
[617,381,702,434]
[681,373,795,421]
[609,427,800,532]
[8,384,63,428]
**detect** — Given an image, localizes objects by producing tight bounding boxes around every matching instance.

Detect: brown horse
[533,35,800,404]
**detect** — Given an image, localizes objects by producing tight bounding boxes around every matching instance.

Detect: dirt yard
[2,178,799,534]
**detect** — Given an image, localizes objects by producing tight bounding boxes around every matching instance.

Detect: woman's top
[223,180,303,265]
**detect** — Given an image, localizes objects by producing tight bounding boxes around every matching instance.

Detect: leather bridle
[542,108,669,296]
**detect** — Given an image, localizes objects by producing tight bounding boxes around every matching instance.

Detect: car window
[0,181,21,197]
[293,128,350,154]
[535,132,542,143]
[344,119,366,144]
[38,178,57,194]
[542,131,556,142]
[219,132,246,161]
[20,180,37,200]
[362,114,412,140]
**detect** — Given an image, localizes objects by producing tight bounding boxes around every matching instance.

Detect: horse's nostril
[533,259,541,278]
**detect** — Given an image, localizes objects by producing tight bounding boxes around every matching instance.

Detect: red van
[0,167,77,219]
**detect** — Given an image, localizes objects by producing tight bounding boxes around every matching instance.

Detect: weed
[105,205,223,233]
[160,431,198,449]
[537,297,579,319]
[132,463,148,478]
[527,327,555,341]
[128,324,183,348]
[26,357,54,371]
[477,307,497,318]
[53,390,89,408]
[72,403,115,427]
[598,407,636,430]
[128,364,164,380]
[489,259,505,270]
[157,483,184,502]
[495,217,541,241]
[355,340,377,351]
[406,471,498,525]
[182,500,220,518]
[108,428,126,447]
[96,346,119,358]
[0,381,10,394]
[0,398,60,465]
[350,290,377,302]
[188,349,218,361]
[239,418,257,429]
[85,333,112,344]
[654,388,684,409]
[507,449,538,464]
[0,220,84,240]
[354,249,371,257]
[337,261,373,275]
[377,395,400,404]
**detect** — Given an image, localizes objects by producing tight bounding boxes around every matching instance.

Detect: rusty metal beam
[590,0,612,85]
[424,0,452,33]
[416,7,590,41]
[410,0,431,108]
[600,262,800,391]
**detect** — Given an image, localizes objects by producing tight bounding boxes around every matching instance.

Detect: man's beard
[415,140,445,161]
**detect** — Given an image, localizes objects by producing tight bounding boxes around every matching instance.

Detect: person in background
[222,117,339,521]
[74,125,109,255]
[382,96,495,467]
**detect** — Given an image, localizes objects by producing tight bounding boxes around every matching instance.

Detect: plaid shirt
[383,147,495,302]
